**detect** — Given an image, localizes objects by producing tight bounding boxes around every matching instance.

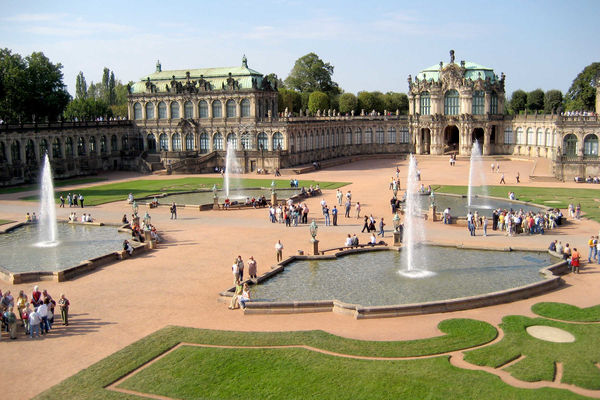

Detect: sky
[2,0,599,98]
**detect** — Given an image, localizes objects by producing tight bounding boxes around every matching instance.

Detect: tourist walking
[378,218,385,237]
[170,202,177,219]
[499,174,505,184]
[275,240,284,262]
[59,195,65,208]
[361,216,369,233]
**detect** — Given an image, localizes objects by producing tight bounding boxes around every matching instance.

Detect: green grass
[435,185,600,222]
[0,219,13,225]
[532,302,600,322]
[20,177,349,206]
[464,315,600,390]
[0,177,105,195]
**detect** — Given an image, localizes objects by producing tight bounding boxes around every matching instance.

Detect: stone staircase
[529,157,557,182]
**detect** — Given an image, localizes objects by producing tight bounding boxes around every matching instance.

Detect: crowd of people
[59,193,85,208]
[68,212,94,222]
[0,286,70,340]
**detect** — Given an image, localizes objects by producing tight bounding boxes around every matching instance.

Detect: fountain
[467,140,489,209]
[399,155,434,278]
[37,153,58,247]
[224,142,241,198]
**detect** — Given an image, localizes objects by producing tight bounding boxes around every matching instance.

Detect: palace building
[0,52,598,186]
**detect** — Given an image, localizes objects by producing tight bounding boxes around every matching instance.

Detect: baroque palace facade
[0,53,599,186]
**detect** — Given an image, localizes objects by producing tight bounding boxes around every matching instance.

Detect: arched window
[0,142,5,162]
[527,128,534,145]
[226,100,236,118]
[257,132,268,150]
[171,102,180,119]
[213,132,224,150]
[365,128,372,144]
[444,90,459,115]
[346,128,352,145]
[504,128,513,144]
[159,133,168,151]
[241,132,252,150]
[184,101,193,119]
[121,136,128,150]
[584,134,598,158]
[185,133,194,150]
[199,101,208,118]
[145,102,155,119]
[241,99,251,117]
[490,92,498,114]
[307,134,313,151]
[11,140,21,162]
[133,102,142,120]
[199,132,209,153]
[146,134,156,152]
[545,129,551,148]
[289,135,295,152]
[172,133,182,151]
[420,92,430,115]
[355,128,362,144]
[100,136,107,153]
[212,100,222,118]
[399,127,409,143]
[226,133,237,149]
[563,134,578,156]
[537,128,544,147]
[158,102,167,119]
[25,139,35,163]
[39,139,48,159]
[77,137,86,155]
[302,134,307,151]
[376,128,384,144]
[388,127,396,143]
[516,128,524,145]
[65,137,74,157]
[472,91,484,115]
[110,135,118,152]
[273,132,283,150]
[52,138,62,159]
[88,136,96,154]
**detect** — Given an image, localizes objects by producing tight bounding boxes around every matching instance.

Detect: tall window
[199,132,209,153]
[122,136,128,150]
[527,128,534,145]
[172,133,182,151]
[376,128,384,144]
[545,129,551,148]
[199,101,208,118]
[257,132,268,150]
[444,90,459,115]
[504,128,513,144]
[226,100,236,118]
[212,100,222,118]
[226,133,237,149]
[100,136,107,153]
[110,135,118,152]
[273,132,283,150]
[537,128,544,147]
[133,102,142,120]
[584,134,598,157]
[241,132,252,150]
[399,127,409,143]
[346,128,352,145]
[171,102,180,119]
[52,138,62,158]
[355,128,362,144]
[516,128,524,145]
[364,128,372,144]
[184,101,193,119]
[77,137,86,155]
[39,139,48,158]
[145,102,155,119]
[11,141,20,161]
[25,139,35,163]
[185,133,194,150]
[65,137,74,157]
[146,134,156,152]
[159,133,168,151]
[388,127,396,143]
[490,92,498,114]
[213,132,224,150]
[563,134,578,156]
[420,92,430,115]
[302,134,307,151]
[241,99,250,117]
[158,102,167,119]
[472,91,484,115]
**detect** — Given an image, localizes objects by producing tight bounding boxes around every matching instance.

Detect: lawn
[0,177,105,195]
[532,302,600,322]
[20,177,350,206]
[0,219,13,225]
[434,185,600,222]
[39,318,591,399]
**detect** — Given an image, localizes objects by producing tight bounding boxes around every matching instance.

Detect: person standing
[170,202,177,219]
[73,194,78,207]
[237,256,245,282]
[378,218,385,237]
[4,307,17,339]
[275,240,284,262]
[332,206,338,226]
[28,308,41,338]
[588,236,595,263]
[232,258,240,284]
[16,290,27,328]
[59,195,65,208]
[58,294,70,326]
[38,299,49,334]
[336,189,343,205]
[570,248,581,273]
[323,205,330,226]
[344,199,351,218]
[516,172,520,183]
[355,202,361,218]
[79,193,84,208]
[247,256,257,279]
[67,193,72,207]
[482,216,488,236]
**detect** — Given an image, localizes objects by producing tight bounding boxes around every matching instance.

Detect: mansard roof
[417,61,497,83]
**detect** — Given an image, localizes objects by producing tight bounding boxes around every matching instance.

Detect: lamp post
[309,219,319,255]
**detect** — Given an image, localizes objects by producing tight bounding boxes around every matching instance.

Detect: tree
[63,97,111,121]
[75,71,87,99]
[284,53,340,95]
[0,48,28,123]
[564,62,600,111]
[307,91,329,114]
[509,90,527,114]
[278,88,302,114]
[101,67,110,103]
[383,92,409,114]
[109,71,116,105]
[357,91,383,114]
[544,90,563,113]
[526,89,544,112]
[264,73,284,90]
[339,93,357,113]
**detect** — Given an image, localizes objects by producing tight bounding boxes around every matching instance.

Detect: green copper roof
[416,61,497,83]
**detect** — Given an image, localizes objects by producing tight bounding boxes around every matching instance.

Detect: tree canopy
[284,53,340,95]
[544,90,563,113]
[564,62,600,111]
[339,93,358,113]
[0,48,70,123]
[307,91,329,113]
[526,89,544,111]
[509,90,527,114]
[68,68,131,119]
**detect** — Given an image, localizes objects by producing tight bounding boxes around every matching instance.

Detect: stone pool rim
[220,244,568,319]
[0,221,152,284]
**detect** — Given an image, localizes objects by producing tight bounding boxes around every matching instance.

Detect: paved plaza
[1,156,600,399]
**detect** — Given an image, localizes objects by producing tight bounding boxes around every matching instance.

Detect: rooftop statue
[450,49,455,63]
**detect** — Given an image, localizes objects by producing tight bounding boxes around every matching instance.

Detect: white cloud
[4,13,68,22]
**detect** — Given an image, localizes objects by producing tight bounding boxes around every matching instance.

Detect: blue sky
[2,0,599,97]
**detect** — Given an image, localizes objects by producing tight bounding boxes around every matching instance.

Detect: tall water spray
[467,140,488,208]
[399,155,434,278]
[38,154,58,247]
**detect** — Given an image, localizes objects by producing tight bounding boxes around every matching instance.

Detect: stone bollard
[271,192,277,206]
[428,205,437,222]
[393,231,402,246]
[311,239,319,255]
